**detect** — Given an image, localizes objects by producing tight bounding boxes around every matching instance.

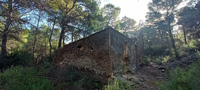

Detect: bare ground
[118,63,168,90]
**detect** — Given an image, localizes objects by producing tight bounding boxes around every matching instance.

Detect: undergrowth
[160,52,200,90]
[0,66,53,90]
[0,50,33,70]
[104,79,132,90]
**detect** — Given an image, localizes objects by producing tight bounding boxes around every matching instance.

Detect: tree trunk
[0,0,12,59]
[58,27,65,48]
[166,12,179,59]
[44,40,47,56]
[71,31,74,42]
[169,30,179,59]
[83,30,86,38]
[33,12,41,59]
[158,29,165,45]
[49,19,56,56]
[63,34,65,46]
[168,27,180,60]
[1,30,9,58]
[183,27,187,44]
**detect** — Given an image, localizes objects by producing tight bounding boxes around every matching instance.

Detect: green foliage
[54,66,102,90]
[104,79,132,90]
[54,82,69,90]
[160,53,200,90]
[175,37,200,58]
[144,45,171,57]
[145,0,184,59]
[144,30,200,64]
[0,66,53,90]
[102,3,121,27]
[144,44,172,63]
[122,65,128,74]
[196,52,200,59]
[120,16,136,32]
[0,50,33,70]
[144,55,171,64]
[178,1,200,39]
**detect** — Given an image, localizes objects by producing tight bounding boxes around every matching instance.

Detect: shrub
[144,45,171,57]
[160,53,200,90]
[0,66,53,90]
[0,50,33,70]
[144,55,171,64]
[104,79,132,90]
[52,66,103,90]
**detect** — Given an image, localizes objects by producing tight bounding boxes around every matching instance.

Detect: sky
[100,0,152,24]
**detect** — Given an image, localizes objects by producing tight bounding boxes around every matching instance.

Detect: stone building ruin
[54,27,144,80]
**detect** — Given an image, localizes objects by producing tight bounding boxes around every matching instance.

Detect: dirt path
[135,63,167,90]
[118,63,168,90]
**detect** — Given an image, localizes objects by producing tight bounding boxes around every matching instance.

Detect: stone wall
[135,30,144,66]
[126,30,144,67]
[54,27,142,80]
[109,29,136,73]
[54,29,112,78]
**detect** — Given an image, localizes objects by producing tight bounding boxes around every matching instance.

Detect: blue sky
[100,0,152,24]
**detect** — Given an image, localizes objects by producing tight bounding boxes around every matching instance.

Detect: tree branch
[66,0,77,14]
[20,9,34,18]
